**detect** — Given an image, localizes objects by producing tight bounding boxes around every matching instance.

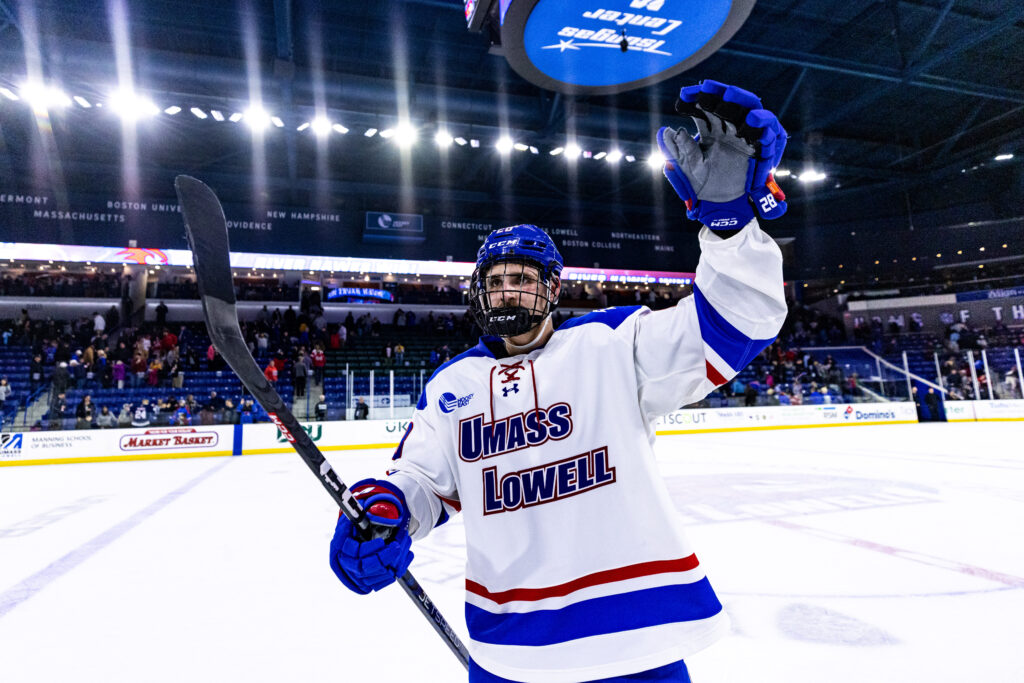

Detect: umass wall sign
[499,0,756,95]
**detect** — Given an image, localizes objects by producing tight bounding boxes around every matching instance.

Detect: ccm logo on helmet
[491,315,518,322]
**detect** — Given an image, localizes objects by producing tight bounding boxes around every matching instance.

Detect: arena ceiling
[0,0,1022,273]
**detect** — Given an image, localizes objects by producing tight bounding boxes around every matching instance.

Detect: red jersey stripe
[705,360,728,386]
[466,555,700,605]
[438,494,462,512]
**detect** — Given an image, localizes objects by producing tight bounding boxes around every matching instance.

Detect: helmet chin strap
[503,315,552,354]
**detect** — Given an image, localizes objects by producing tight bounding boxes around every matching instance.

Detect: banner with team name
[0,189,693,271]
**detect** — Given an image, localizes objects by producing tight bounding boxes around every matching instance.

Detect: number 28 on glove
[658,79,788,231]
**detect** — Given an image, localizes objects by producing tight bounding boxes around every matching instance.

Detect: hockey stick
[174,175,470,668]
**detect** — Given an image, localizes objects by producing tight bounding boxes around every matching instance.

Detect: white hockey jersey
[387,220,787,682]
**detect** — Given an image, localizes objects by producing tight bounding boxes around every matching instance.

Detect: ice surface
[1,423,1022,682]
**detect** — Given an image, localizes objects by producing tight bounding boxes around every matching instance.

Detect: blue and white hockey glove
[329,478,414,595]
[658,79,788,231]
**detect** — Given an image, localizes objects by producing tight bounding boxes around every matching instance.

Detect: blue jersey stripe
[465,578,722,647]
[692,285,776,371]
[556,306,641,332]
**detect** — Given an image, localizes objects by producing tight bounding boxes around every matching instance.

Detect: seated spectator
[239,399,255,424]
[75,394,95,429]
[95,405,117,428]
[221,399,238,425]
[173,400,192,426]
[131,399,152,427]
[50,392,70,430]
[117,403,133,428]
[206,390,224,412]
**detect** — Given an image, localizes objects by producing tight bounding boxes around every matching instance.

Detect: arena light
[310,116,331,136]
[453,136,467,146]
[495,136,514,154]
[332,123,349,134]
[364,127,378,137]
[229,112,243,122]
[774,168,791,177]
[625,154,636,163]
[108,89,159,120]
[470,139,480,148]
[210,109,225,121]
[296,121,310,131]
[435,130,454,148]
[646,151,665,170]
[564,143,582,159]
[606,150,622,163]
[270,116,284,128]
[995,153,1014,161]
[393,122,417,147]
[164,105,182,115]
[798,169,827,182]
[549,146,564,156]
[190,107,208,119]
[513,142,529,152]
[379,128,395,139]
[20,82,71,111]
[0,87,19,101]
[593,151,607,160]
[529,146,539,154]
[243,106,272,131]
[73,95,92,108]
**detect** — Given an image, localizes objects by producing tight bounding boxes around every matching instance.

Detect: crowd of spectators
[45,389,262,430]
[4,273,1022,428]
[148,277,300,301]
[1,273,125,298]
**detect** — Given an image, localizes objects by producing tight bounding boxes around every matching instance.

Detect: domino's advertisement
[655,403,919,433]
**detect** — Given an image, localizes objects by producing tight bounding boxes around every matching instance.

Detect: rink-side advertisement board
[946,399,1024,422]
[655,403,919,435]
[9,401,1022,467]
[239,419,412,456]
[0,425,236,466]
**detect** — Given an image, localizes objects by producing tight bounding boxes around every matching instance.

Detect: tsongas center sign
[470,0,757,95]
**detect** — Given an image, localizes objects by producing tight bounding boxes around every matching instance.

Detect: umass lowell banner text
[0,190,690,270]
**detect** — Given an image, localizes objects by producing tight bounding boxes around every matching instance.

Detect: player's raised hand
[329,478,414,594]
[658,80,788,231]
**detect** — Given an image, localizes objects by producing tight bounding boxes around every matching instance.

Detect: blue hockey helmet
[474,224,564,279]
[470,225,564,338]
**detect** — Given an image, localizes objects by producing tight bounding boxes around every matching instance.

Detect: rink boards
[2,400,1021,466]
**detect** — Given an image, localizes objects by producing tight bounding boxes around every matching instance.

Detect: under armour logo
[502,384,519,397]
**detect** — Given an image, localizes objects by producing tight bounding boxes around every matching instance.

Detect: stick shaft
[175,175,470,668]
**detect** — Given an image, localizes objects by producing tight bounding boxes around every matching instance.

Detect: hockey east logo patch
[439,392,474,414]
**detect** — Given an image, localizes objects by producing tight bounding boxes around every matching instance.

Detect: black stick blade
[175,175,236,306]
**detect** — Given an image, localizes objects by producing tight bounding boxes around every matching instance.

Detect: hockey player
[329,81,789,682]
